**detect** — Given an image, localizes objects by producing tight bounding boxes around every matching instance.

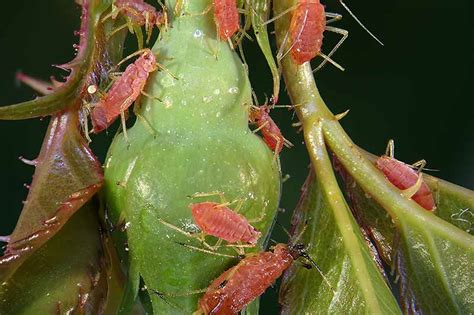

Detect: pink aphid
[91,49,156,133]
[250,106,289,155]
[289,0,326,65]
[190,202,261,245]
[213,0,240,40]
[376,156,436,211]
[197,244,300,314]
[114,0,165,30]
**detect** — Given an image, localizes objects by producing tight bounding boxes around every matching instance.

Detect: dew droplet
[193,29,203,38]
[228,87,239,94]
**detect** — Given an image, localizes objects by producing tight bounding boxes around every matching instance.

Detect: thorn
[335,109,350,120]
[0,235,10,243]
[19,156,37,166]
[23,183,31,190]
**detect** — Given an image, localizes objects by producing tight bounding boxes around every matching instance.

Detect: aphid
[196,243,330,315]
[90,49,157,133]
[191,201,261,245]
[249,105,292,155]
[288,0,328,65]
[375,140,436,211]
[279,0,382,70]
[158,192,262,250]
[213,0,240,40]
[107,0,166,40]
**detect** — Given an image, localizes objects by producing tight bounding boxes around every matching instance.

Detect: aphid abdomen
[91,50,156,132]
[199,244,293,314]
[376,156,435,210]
[192,202,261,244]
[213,0,239,40]
[289,0,326,65]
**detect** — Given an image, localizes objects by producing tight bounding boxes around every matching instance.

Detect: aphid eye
[219,280,228,288]
[301,263,312,270]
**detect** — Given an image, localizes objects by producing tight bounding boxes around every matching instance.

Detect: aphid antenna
[296,249,337,295]
[116,48,153,67]
[338,0,384,46]
[149,289,189,314]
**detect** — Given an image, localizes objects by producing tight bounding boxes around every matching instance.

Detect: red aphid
[375,156,436,211]
[250,106,288,155]
[197,244,295,314]
[91,49,156,133]
[190,202,261,245]
[213,0,240,40]
[289,0,326,64]
[114,0,165,29]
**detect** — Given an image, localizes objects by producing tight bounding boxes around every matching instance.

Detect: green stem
[273,0,473,246]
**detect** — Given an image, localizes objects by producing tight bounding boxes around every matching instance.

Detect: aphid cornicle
[90,49,157,133]
[196,244,296,314]
[190,201,261,245]
[375,140,436,211]
[288,0,327,65]
[213,0,240,40]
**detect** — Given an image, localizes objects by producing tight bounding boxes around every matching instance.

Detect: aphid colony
[14,1,422,314]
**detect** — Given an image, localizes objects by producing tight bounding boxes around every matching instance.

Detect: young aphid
[195,243,331,315]
[213,0,240,40]
[375,140,436,211]
[191,201,261,245]
[90,49,157,133]
[288,0,327,65]
[107,0,166,40]
[249,105,293,155]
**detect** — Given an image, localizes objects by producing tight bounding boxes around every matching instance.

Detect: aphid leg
[313,26,348,72]
[134,111,158,138]
[401,173,424,199]
[120,109,130,146]
[412,159,427,173]
[80,105,93,143]
[189,191,227,204]
[157,218,216,251]
[338,0,384,46]
[385,139,395,158]
[252,120,269,134]
[141,91,163,102]
[174,0,185,16]
[248,210,266,224]
[262,3,298,26]
[175,241,238,258]
[324,12,343,25]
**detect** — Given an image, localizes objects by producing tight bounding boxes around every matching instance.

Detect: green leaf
[0,203,111,314]
[251,0,280,101]
[335,154,474,313]
[279,149,401,314]
[0,0,112,120]
[0,109,103,282]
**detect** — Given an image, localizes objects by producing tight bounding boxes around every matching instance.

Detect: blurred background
[0,0,472,312]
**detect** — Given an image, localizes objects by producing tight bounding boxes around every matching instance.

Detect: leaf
[251,0,280,102]
[362,149,474,235]
[279,164,401,314]
[0,202,112,314]
[334,154,474,313]
[0,0,112,120]
[0,109,103,282]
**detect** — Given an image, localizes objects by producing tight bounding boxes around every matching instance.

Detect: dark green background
[0,0,472,312]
